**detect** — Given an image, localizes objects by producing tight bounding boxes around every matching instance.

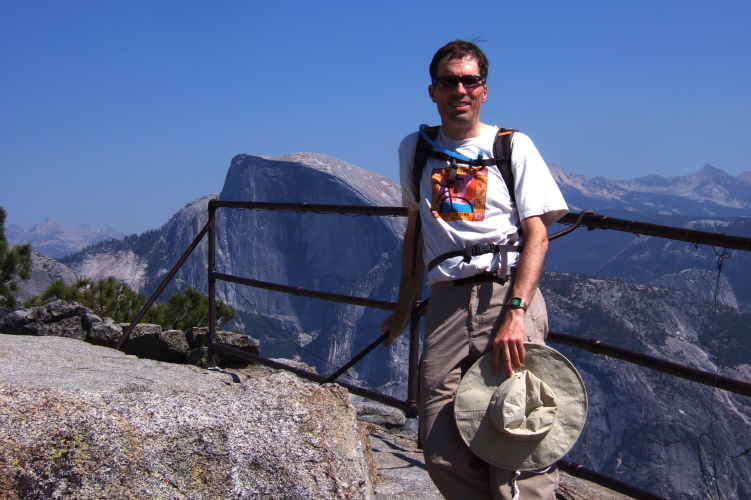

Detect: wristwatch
[506,297,528,312]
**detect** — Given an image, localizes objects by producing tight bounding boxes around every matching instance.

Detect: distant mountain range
[6,219,126,258]
[552,164,751,217]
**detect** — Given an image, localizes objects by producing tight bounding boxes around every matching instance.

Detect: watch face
[508,297,526,310]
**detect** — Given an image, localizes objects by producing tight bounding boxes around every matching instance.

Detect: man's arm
[492,214,549,376]
[381,208,424,346]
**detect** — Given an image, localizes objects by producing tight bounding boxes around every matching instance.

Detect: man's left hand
[491,215,548,377]
[492,307,526,377]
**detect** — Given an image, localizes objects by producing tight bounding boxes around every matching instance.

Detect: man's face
[428,56,488,137]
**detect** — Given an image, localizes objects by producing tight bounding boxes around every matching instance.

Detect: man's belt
[429,268,516,293]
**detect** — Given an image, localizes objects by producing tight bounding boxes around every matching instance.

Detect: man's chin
[444,112,473,123]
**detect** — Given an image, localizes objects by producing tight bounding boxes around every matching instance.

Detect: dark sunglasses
[432,75,485,89]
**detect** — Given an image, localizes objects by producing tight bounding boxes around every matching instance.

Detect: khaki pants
[419,279,559,500]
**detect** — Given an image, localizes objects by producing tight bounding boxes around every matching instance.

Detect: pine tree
[25,278,236,330]
[147,287,237,331]
[85,277,146,322]
[0,207,32,311]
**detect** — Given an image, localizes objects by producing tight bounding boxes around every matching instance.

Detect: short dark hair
[429,40,489,83]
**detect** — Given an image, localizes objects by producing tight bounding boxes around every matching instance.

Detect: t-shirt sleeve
[399,132,420,211]
[511,133,568,227]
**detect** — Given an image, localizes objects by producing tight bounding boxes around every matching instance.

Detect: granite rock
[0,334,375,499]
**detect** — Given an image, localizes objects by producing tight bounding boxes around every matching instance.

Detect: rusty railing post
[405,292,422,418]
[207,201,218,367]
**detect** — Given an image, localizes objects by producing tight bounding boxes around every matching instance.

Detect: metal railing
[115,200,751,500]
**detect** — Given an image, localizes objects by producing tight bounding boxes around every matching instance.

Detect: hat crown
[489,370,558,442]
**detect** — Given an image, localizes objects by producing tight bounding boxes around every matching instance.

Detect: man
[381,40,568,499]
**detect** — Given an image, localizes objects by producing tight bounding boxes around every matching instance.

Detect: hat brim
[454,343,587,471]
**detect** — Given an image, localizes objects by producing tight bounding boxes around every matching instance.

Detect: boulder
[186,326,261,367]
[353,401,407,429]
[0,302,260,367]
[0,300,90,339]
[119,323,189,363]
[84,315,123,347]
[270,358,318,373]
[0,334,375,499]
[215,330,261,362]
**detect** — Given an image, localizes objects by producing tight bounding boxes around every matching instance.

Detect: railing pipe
[112,201,751,500]
[558,459,667,500]
[322,332,390,385]
[208,205,218,366]
[558,212,751,252]
[548,331,751,397]
[406,295,422,419]
[211,342,406,410]
[213,272,397,311]
[209,199,407,217]
[208,201,751,251]
[115,222,209,350]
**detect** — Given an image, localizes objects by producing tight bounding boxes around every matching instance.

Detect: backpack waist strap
[427,230,522,272]
[426,243,520,271]
[427,238,522,284]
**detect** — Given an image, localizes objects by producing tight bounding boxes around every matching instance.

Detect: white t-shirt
[399,126,568,286]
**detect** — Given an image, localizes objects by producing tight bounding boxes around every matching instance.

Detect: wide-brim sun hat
[454,343,587,471]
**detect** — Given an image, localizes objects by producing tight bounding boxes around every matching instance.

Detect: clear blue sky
[2,0,749,235]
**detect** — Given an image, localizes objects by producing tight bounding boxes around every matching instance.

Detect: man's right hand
[382,208,424,348]
[381,310,411,346]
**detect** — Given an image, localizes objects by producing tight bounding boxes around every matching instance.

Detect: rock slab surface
[0,334,374,499]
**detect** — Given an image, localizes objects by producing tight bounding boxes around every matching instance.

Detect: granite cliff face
[14,253,79,302]
[541,273,751,499]
[545,214,751,312]
[211,153,406,390]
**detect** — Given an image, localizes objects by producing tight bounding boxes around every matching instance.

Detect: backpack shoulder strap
[413,126,439,199]
[493,128,517,203]
[409,125,438,277]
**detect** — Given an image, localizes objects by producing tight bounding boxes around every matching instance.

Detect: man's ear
[481,85,488,103]
[428,85,436,103]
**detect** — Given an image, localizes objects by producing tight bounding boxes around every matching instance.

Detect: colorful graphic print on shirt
[430,166,488,221]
